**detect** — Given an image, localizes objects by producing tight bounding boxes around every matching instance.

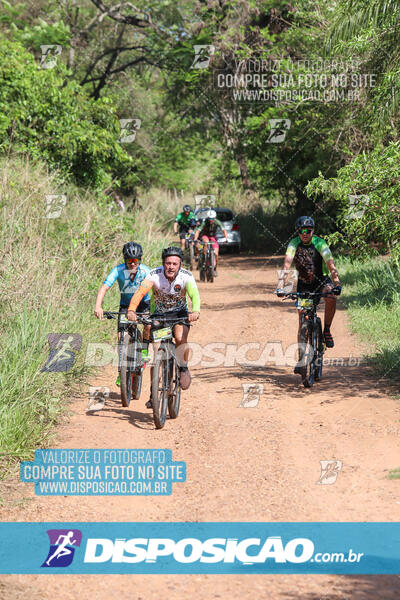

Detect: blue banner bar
[0,522,399,574]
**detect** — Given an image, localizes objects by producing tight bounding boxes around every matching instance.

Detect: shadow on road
[85,392,156,429]
[194,363,382,401]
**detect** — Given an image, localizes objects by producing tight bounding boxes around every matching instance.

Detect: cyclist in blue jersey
[94,242,151,385]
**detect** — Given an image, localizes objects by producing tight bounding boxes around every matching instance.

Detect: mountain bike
[276,291,330,388]
[103,311,146,407]
[184,231,195,271]
[198,241,216,283]
[136,314,190,430]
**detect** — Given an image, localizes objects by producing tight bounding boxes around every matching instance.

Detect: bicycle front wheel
[151,347,169,429]
[168,356,181,419]
[206,250,214,282]
[314,317,323,381]
[299,320,314,388]
[120,333,134,407]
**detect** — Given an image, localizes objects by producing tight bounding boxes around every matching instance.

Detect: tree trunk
[235,151,253,190]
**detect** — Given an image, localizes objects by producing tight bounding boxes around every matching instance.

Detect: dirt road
[1,254,400,598]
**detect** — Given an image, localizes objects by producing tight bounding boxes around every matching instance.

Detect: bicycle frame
[136,313,190,429]
[277,291,330,387]
[198,241,216,282]
[103,311,146,406]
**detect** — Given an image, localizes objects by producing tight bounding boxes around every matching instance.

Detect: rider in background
[94,242,151,385]
[276,216,342,368]
[174,205,198,253]
[194,209,228,276]
[127,246,200,402]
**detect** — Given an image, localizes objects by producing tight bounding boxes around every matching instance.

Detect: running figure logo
[44,194,67,219]
[317,460,343,485]
[41,333,82,373]
[41,529,82,568]
[190,45,215,69]
[239,383,264,407]
[40,45,62,69]
[119,118,141,143]
[267,119,291,143]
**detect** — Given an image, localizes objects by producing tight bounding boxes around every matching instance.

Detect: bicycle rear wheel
[151,347,169,429]
[189,243,194,271]
[120,333,142,407]
[168,356,181,419]
[299,321,314,388]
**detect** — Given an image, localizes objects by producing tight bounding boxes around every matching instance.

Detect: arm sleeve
[318,240,334,264]
[285,238,300,259]
[175,213,182,223]
[186,279,201,313]
[128,279,153,311]
[103,266,118,288]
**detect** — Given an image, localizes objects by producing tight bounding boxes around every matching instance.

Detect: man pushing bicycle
[127,247,200,404]
[276,216,342,372]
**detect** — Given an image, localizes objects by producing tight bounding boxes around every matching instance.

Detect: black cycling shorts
[151,308,190,330]
[297,275,335,303]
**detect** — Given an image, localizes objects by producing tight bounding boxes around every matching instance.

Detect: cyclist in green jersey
[174,205,198,253]
[276,216,342,359]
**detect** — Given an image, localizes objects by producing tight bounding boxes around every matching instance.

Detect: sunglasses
[299,228,313,235]
[126,258,140,264]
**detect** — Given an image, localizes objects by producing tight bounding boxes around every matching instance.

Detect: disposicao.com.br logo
[82,536,362,566]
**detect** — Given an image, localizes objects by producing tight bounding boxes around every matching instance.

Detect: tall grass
[338,256,400,384]
[0,158,173,475]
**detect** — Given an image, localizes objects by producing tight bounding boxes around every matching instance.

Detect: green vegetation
[1,0,399,473]
[0,37,135,189]
[389,468,400,479]
[338,256,400,383]
[0,157,176,475]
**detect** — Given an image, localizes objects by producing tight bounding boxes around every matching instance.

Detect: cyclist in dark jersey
[174,205,198,253]
[276,216,342,358]
[194,209,228,275]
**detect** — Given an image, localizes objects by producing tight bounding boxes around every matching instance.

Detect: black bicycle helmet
[123,242,143,261]
[183,204,192,212]
[295,216,315,231]
[162,246,184,261]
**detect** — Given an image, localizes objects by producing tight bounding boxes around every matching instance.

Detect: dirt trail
[1,255,400,599]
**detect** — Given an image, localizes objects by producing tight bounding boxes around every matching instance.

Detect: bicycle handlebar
[274,291,333,300]
[103,311,192,326]
[103,310,149,320]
